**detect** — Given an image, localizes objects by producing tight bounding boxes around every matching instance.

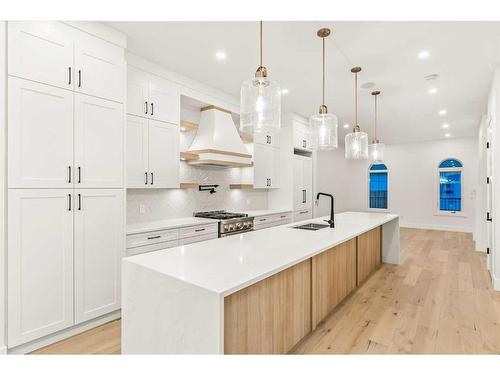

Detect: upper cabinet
[293,119,313,152]
[127,66,180,124]
[253,143,280,189]
[7,21,124,103]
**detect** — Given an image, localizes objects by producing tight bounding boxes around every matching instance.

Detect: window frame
[367,163,390,212]
[435,158,465,217]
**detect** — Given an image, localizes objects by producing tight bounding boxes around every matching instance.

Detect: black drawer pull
[68,194,72,211]
[147,235,161,240]
[77,167,81,183]
[145,172,148,185]
[68,166,71,183]
[78,194,81,210]
[195,228,206,232]
[68,67,71,85]
[145,101,148,114]
[299,211,308,214]
[280,215,287,218]
[259,218,267,222]
[78,70,81,87]
[151,102,154,116]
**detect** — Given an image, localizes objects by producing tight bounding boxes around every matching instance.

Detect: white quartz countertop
[123,212,398,296]
[126,217,218,235]
[242,209,292,217]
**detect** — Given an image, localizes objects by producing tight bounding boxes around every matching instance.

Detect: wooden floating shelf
[180,182,199,189]
[180,151,199,161]
[229,184,254,189]
[188,160,254,168]
[180,120,199,132]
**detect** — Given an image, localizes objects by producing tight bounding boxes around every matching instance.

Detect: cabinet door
[268,147,280,188]
[8,77,74,188]
[253,143,271,188]
[148,120,180,188]
[126,115,149,188]
[74,94,124,188]
[357,226,382,285]
[74,189,124,324]
[303,157,313,208]
[253,130,280,148]
[127,66,150,118]
[293,121,311,151]
[293,157,304,210]
[8,189,74,347]
[74,34,124,102]
[8,21,74,89]
[148,76,180,124]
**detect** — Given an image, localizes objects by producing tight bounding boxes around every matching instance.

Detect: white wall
[315,137,478,233]
[0,21,6,354]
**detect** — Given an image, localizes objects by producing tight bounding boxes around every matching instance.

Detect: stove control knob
[229,224,235,231]
[223,224,229,231]
[236,222,242,229]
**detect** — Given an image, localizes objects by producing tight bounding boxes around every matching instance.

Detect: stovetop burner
[194,210,248,220]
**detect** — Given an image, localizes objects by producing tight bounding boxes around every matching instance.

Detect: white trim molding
[492,271,500,291]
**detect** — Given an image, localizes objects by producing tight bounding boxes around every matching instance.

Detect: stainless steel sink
[292,223,330,231]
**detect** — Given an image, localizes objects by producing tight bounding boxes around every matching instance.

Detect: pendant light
[368,90,385,162]
[310,28,338,150]
[240,21,281,134]
[345,67,368,160]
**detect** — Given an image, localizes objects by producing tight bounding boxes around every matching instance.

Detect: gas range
[193,210,254,237]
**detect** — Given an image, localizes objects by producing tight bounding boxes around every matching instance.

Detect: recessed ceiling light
[428,87,438,95]
[438,109,447,116]
[418,50,430,59]
[343,123,350,129]
[444,133,451,137]
[281,88,289,95]
[215,51,226,60]
[442,123,450,129]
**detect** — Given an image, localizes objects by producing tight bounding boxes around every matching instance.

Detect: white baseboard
[0,346,6,354]
[7,310,121,355]
[400,222,472,233]
[492,272,500,291]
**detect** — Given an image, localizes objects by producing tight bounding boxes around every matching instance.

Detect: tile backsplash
[127,163,268,224]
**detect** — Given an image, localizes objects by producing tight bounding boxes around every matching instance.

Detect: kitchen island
[121,212,400,354]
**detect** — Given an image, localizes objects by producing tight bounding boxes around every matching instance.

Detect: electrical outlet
[139,204,146,214]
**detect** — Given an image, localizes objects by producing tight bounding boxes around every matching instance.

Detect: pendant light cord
[322,37,325,106]
[354,71,358,126]
[374,93,378,140]
[259,21,263,67]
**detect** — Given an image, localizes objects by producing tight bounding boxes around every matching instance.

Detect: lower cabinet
[311,238,357,329]
[357,226,382,285]
[74,189,125,324]
[7,188,125,347]
[224,259,311,354]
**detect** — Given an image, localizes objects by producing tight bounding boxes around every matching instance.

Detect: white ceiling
[108,21,500,144]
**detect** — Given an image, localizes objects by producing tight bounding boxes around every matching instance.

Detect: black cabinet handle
[195,228,206,232]
[269,178,272,187]
[68,194,72,211]
[145,101,148,114]
[487,212,493,222]
[68,67,71,85]
[269,135,272,144]
[78,70,81,87]
[259,218,267,222]
[302,189,306,203]
[77,167,81,183]
[303,140,307,148]
[78,193,81,211]
[145,172,148,185]
[151,102,154,116]
[147,235,161,240]
[299,210,308,214]
[151,172,154,185]
[68,166,71,183]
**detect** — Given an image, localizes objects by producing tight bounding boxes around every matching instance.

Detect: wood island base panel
[121,212,400,354]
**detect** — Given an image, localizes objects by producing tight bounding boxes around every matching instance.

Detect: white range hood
[187,106,253,167]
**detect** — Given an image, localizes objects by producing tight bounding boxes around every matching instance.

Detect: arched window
[369,163,388,209]
[438,158,463,213]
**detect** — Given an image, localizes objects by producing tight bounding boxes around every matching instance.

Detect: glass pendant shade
[240,77,281,134]
[345,129,369,160]
[368,141,385,162]
[310,112,338,150]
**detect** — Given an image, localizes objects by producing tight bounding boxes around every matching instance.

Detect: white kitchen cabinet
[126,116,179,189]
[8,21,124,103]
[8,21,74,90]
[253,212,293,231]
[253,130,280,148]
[74,189,124,324]
[74,94,124,188]
[74,33,124,103]
[293,120,313,151]
[293,155,313,211]
[253,144,280,189]
[127,66,180,124]
[126,115,149,187]
[8,189,74,347]
[293,209,313,223]
[8,77,74,188]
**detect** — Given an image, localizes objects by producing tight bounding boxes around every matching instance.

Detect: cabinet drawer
[179,223,218,239]
[293,209,313,223]
[126,228,178,249]
[126,240,178,257]
[179,232,218,245]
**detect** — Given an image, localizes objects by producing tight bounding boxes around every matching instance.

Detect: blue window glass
[369,164,388,209]
[439,171,461,211]
[439,158,463,168]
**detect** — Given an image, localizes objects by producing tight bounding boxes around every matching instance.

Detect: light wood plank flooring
[31,228,500,354]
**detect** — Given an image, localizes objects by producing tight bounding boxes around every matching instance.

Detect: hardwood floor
[30,228,500,355]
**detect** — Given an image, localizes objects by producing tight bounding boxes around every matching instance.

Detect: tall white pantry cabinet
[6,22,126,348]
